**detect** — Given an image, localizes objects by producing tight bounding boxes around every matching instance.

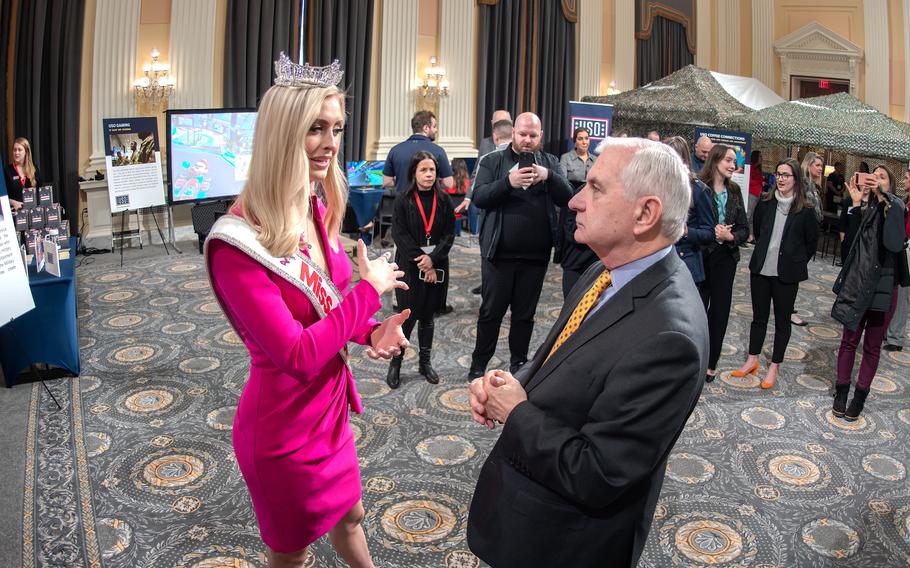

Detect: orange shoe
[731,360,759,378]
[760,365,779,389]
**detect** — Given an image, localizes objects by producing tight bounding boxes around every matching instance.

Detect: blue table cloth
[0,237,79,386]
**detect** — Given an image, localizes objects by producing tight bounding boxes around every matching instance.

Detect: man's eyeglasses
[775,173,794,179]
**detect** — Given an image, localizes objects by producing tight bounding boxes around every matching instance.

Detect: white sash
[204,214,350,368]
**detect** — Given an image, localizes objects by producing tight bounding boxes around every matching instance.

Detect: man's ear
[632,196,663,236]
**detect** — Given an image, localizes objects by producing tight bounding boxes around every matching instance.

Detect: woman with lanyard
[386,150,455,389]
[205,55,409,567]
[698,144,749,382]
[831,167,909,421]
[731,158,818,388]
[3,137,40,211]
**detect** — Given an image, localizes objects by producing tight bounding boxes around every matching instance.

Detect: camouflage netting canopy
[722,92,910,161]
[581,65,754,138]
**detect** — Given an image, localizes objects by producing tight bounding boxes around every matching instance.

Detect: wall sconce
[134,48,175,109]
[419,56,449,99]
[605,80,621,95]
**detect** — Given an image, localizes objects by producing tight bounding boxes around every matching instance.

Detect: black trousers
[472,258,548,368]
[700,248,738,369]
[748,273,799,363]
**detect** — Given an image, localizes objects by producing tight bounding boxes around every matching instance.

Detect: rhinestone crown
[274,52,344,87]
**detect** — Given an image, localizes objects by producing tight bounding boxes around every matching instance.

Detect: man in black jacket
[468,113,573,379]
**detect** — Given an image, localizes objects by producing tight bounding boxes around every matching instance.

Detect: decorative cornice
[773,21,863,58]
[636,2,696,55]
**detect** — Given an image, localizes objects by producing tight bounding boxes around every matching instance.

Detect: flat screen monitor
[347,160,385,188]
[166,108,257,205]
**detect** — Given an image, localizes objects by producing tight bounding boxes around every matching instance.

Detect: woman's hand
[415,254,433,271]
[366,309,411,359]
[423,269,438,284]
[356,240,408,295]
[847,178,863,207]
[715,224,733,242]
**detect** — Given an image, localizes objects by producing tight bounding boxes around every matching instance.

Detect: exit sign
[819,80,831,89]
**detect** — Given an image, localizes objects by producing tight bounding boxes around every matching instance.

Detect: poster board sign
[567,101,613,154]
[103,117,167,213]
[694,127,753,211]
[0,180,35,327]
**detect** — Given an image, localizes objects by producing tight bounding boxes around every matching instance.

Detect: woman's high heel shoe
[731,359,759,378]
[760,365,779,389]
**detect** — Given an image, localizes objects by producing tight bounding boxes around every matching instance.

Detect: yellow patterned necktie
[546,269,612,361]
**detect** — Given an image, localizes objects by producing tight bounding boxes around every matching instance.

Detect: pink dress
[206,199,380,553]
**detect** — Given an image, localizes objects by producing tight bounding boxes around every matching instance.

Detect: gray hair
[595,137,691,241]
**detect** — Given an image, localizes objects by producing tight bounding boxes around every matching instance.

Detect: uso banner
[567,101,613,153]
[694,128,753,211]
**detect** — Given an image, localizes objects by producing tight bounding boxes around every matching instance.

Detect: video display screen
[347,161,385,188]
[167,109,257,204]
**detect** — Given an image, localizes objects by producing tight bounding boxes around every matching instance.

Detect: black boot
[844,388,869,422]
[417,321,439,384]
[386,354,403,389]
[832,383,850,417]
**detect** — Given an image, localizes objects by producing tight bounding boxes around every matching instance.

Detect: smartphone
[856,172,877,189]
[518,152,535,170]
[418,269,445,283]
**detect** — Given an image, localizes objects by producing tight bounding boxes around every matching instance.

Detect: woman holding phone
[731,158,818,388]
[698,144,750,382]
[387,151,456,389]
[832,167,909,421]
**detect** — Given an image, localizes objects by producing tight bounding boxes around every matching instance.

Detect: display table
[0,238,79,386]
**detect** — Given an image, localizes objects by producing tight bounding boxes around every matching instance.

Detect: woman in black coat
[665,136,714,286]
[832,167,910,420]
[386,151,455,389]
[3,137,40,211]
[731,158,818,388]
[698,144,750,382]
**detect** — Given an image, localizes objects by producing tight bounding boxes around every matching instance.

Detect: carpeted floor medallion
[20,239,910,567]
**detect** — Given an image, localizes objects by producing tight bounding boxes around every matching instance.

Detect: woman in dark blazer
[731,158,818,388]
[386,151,455,389]
[698,144,750,382]
[3,137,40,211]
[665,136,714,286]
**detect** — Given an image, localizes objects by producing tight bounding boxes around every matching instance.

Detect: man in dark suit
[467,137,709,568]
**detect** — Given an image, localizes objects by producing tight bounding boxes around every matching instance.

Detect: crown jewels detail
[274,52,344,87]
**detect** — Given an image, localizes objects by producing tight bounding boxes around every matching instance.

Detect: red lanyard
[14,164,27,186]
[414,191,437,243]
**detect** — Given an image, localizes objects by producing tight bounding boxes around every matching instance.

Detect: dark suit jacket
[749,196,819,283]
[467,252,709,568]
[675,178,715,283]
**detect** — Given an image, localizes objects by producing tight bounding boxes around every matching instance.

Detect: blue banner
[567,101,613,153]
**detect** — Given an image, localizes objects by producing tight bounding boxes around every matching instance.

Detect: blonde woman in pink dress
[204,55,410,568]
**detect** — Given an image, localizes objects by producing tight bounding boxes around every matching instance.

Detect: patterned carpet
[20,237,910,567]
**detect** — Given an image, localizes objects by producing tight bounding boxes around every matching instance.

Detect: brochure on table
[103,116,167,213]
[0,182,35,327]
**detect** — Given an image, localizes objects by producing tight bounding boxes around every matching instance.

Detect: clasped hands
[714,223,734,242]
[356,239,410,360]
[469,370,528,429]
[415,254,437,284]
[509,164,549,190]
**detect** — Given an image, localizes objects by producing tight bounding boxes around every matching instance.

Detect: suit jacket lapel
[523,253,680,394]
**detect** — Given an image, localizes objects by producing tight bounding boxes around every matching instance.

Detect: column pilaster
[577,0,603,97]
[437,0,477,158]
[863,1,890,114]
[696,0,711,68]
[751,0,774,89]
[613,0,634,91]
[373,0,419,159]
[716,0,741,74]
[170,0,217,110]
[89,0,141,173]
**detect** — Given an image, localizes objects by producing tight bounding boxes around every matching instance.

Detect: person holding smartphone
[387,151,456,389]
[832,167,909,421]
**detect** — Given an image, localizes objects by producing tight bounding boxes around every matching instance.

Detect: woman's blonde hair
[236,84,347,258]
[12,137,37,186]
